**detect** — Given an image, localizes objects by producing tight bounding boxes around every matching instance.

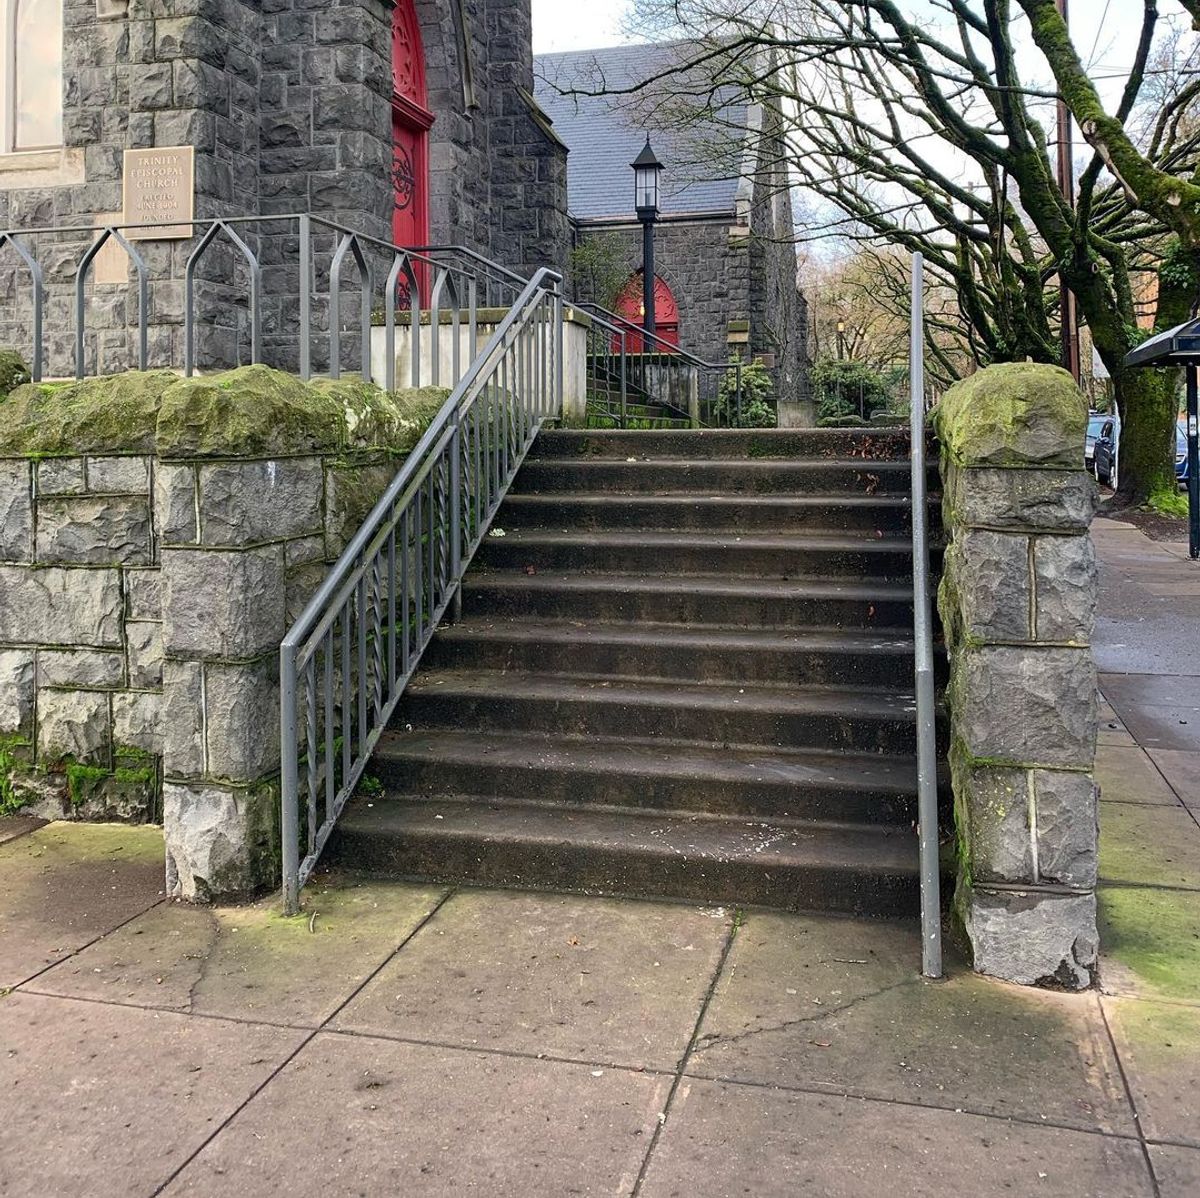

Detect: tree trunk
[1112,366,1179,506]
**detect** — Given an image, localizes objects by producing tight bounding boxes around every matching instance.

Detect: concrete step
[515,457,921,496]
[474,527,927,580]
[459,571,915,630]
[329,798,920,916]
[532,427,912,461]
[372,728,920,825]
[425,619,926,688]
[394,670,917,754]
[496,492,918,533]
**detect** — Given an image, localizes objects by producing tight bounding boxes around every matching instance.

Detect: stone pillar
[934,362,1100,990]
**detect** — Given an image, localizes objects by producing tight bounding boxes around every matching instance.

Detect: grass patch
[1145,484,1189,519]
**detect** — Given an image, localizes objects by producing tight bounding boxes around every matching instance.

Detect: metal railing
[279,267,564,912]
[909,252,943,980]
[0,213,530,386]
[574,300,743,428]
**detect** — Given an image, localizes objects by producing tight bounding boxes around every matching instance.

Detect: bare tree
[562,0,1200,504]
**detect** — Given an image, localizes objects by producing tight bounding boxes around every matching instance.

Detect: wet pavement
[0,515,1197,1197]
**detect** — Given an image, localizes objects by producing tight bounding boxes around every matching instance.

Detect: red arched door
[613,271,680,353]
[392,1,432,250]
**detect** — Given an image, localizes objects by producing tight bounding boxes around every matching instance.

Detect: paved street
[1,515,1198,1197]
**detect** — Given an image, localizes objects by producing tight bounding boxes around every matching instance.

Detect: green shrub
[713,356,775,428]
[817,414,869,428]
[811,357,892,423]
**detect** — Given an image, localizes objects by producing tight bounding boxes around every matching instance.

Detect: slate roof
[534,42,747,222]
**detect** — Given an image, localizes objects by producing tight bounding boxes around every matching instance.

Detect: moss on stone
[0,364,451,462]
[1099,885,1200,1003]
[65,762,113,807]
[935,362,1087,469]
[0,349,30,399]
[0,370,178,456]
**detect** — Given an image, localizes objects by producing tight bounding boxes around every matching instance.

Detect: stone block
[112,690,161,756]
[69,767,157,824]
[0,459,32,561]
[962,886,1097,990]
[161,658,204,777]
[0,649,35,736]
[36,496,152,566]
[37,688,111,763]
[952,646,1096,768]
[155,463,198,544]
[126,620,163,688]
[162,546,285,660]
[198,458,323,545]
[38,648,125,689]
[1034,769,1098,888]
[954,759,1033,884]
[0,565,123,646]
[126,568,162,620]
[945,465,1096,532]
[324,457,395,557]
[203,657,280,782]
[87,455,151,493]
[37,458,86,496]
[1034,535,1097,644]
[163,779,280,901]
[948,529,1031,643]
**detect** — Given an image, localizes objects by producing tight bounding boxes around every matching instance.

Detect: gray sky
[532,0,1166,79]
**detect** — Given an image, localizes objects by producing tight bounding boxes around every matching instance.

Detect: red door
[613,272,680,353]
[392,0,432,251]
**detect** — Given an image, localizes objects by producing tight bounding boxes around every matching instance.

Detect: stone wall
[0,365,447,899]
[935,362,1100,990]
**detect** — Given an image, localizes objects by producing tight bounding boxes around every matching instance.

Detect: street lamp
[1125,314,1200,558]
[632,137,664,340]
[836,319,846,361]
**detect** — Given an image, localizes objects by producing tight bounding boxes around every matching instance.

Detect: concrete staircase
[331,427,938,916]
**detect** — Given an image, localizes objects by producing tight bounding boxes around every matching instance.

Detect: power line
[1087,0,1115,68]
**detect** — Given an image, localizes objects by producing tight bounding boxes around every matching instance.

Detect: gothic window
[3,0,63,152]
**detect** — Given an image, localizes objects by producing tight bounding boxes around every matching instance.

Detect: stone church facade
[0,0,569,374]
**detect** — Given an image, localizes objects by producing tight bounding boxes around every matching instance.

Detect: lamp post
[632,137,664,343]
[836,319,846,361]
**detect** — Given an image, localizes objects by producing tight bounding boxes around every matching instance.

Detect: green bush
[817,414,868,428]
[811,357,892,423]
[713,356,776,428]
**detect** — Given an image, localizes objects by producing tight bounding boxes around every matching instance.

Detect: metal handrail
[279,266,565,912]
[573,300,743,428]
[909,252,943,979]
[0,212,530,385]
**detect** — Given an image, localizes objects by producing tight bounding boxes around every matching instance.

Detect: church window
[3,0,63,153]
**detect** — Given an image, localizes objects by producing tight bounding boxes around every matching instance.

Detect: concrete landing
[0,515,1196,1196]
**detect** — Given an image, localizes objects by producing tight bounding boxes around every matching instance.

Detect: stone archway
[391,0,433,249]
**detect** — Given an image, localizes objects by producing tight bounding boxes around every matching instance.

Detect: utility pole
[1056,0,1082,384]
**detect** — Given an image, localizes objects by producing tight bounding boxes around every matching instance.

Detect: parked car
[1177,418,1189,485]
[1093,414,1120,487]
[1085,412,1107,471]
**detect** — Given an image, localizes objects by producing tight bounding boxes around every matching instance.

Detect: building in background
[536,42,810,423]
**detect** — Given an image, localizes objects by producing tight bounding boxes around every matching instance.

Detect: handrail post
[280,644,300,915]
[299,214,312,380]
[910,251,943,980]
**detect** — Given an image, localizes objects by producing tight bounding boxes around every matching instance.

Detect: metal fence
[573,300,743,428]
[279,267,564,911]
[0,212,529,386]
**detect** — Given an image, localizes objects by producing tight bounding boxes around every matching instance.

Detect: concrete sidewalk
[1,516,1198,1197]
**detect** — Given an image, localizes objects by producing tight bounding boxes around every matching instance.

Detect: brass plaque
[122,146,195,239]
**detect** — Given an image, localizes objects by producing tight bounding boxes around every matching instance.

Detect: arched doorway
[391,0,432,249]
[613,271,680,353]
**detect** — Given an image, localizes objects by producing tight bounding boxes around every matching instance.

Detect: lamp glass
[635,165,659,212]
